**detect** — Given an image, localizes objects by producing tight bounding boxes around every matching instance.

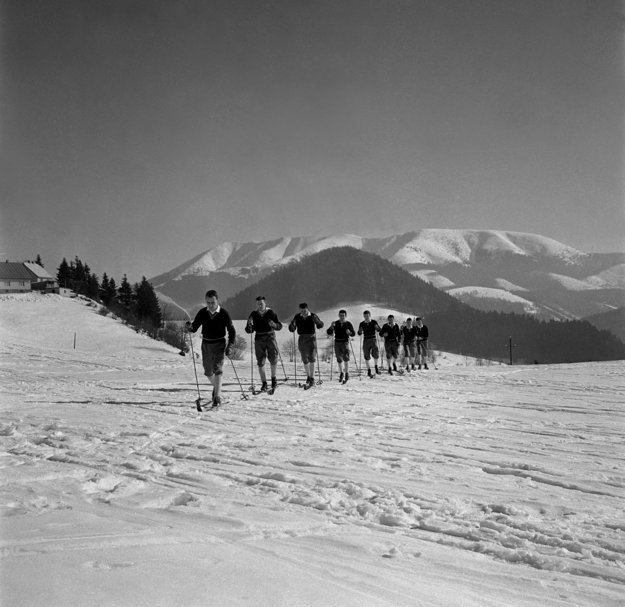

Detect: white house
[0,261,58,294]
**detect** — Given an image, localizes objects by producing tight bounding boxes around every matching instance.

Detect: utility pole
[507,336,518,365]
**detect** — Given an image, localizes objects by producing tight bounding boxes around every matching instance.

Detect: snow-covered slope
[151,230,623,319]
[1,294,624,607]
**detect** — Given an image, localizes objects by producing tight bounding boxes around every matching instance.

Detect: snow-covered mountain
[152,230,625,320]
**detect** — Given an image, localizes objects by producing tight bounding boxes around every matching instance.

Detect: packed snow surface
[1,294,624,607]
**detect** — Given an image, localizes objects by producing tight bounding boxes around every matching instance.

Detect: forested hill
[222,247,625,364]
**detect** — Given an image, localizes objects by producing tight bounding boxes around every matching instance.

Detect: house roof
[0,262,54,281]
[23,262,54,280]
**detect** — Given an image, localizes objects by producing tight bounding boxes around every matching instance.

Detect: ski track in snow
[1,294,624,606]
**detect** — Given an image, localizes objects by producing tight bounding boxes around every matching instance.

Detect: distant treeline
[223,247,625,364]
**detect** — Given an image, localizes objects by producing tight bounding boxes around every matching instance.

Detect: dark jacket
[358,319,381,338]
[245,308,282,335]
[401,326,417,344]
[288,312,324,335]
[379,323,401,344]
[327,320,356,341]
[415,324,429,341]
[190,306,236,345]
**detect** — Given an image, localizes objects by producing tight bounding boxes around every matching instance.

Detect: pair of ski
[298,380,322,390]
[195,397,221,413]
[251,385,277,396]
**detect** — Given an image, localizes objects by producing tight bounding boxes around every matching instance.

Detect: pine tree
[57,258,71,288]
[117,275,135,316]
[134,277,162,336]
[35,254,44,268]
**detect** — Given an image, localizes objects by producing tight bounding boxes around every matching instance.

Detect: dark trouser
[384,340,399,360]
[298,334,317,364]
[201,338,226,376]
[403,341,416,357]
[255,333,279,366]
[362,337,379,361]
[334,340,350,363]
[417,340,428,357]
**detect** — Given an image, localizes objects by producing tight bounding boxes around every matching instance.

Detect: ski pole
[187,331,202,409]
[359,335,363,380]
[349,339,361,379]
[276,343,289,381]
[250,333,255,392]
[314,332,323,385]
[293,331,297,386]
[228,355,249,401]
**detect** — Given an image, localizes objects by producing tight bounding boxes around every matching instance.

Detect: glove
[185,321,192,331]
[225,344,233,357]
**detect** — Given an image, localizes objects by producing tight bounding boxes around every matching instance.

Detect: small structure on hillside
[0,261,59,294]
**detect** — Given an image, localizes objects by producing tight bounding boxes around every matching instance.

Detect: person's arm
[245,312,254,334]
[269,310,282,331]
[185,309,203,332]
[312,313,324,329]
[224,310,236,355]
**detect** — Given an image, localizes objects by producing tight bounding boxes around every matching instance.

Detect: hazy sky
[2,0,624,281]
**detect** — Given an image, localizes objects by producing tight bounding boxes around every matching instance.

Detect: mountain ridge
[151,229,624,319]
[220,247,625,364]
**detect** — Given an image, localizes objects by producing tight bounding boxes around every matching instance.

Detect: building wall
[0,280,32,293]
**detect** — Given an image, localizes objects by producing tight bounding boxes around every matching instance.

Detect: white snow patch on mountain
[494,278,529,292]
[585,264,625,290]
[1,293,624,606]
[545,273,600,291]
[412,269,456,289]
[392,230,475,265]
[449,286,536,305]
[183,241,237,276]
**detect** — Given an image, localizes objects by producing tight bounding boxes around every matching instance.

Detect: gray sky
[2,0,624,282]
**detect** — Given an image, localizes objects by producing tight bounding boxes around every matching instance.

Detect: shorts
[362,337,379,361]
[334,340,350,363]
[417,340,428,356]
[298,334,317,364]
[403,341,416,357]
[384,340,399,360]
[255,333,279,366]
[201,339,226,377]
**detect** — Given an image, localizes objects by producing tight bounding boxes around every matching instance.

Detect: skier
[401,317,417,371]
[357,310,381,377]
[185,289,236,407]
[326,309,356,383]
[288,303,324,388]
[379,314,401,375]
[245,296,283,393]
[415,316,430,369]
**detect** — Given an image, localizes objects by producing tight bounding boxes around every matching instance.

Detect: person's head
[363,310,371,320]
[256,295,267,312]
[299,302,309,316]
[338,309,347,320]
[205,290,219,310]
[416,317,423,326]
[405,317,413,326]
[387,314,395,324]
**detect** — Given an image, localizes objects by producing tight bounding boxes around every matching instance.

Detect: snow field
[1,294,624,606]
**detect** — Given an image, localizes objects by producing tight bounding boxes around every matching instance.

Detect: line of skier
[186,290,429,406]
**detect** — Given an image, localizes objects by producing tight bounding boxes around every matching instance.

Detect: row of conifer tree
[55,256,163,337]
